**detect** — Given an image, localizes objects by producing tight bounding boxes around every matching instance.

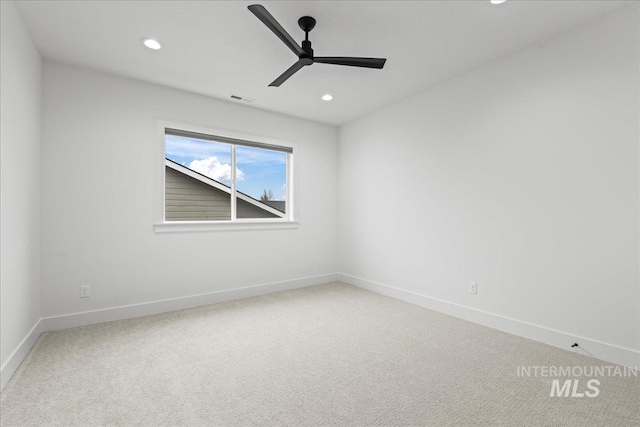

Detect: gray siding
[237,200,278,219]
[165,166,278,220]
[263,200,285,213]
[165,167,231,220]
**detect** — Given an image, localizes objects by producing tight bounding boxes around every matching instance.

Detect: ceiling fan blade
[248,5,305,58]
[269,60,305,87]
[314,57,387,69]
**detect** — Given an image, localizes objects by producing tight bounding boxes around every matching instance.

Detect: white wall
[41,62,338,318]
[339,6,639,364]
[0,0,43,384]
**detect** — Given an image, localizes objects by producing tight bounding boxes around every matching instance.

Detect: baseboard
[42,273,339,332]
[0,319,42,391]
[338,273,640,369]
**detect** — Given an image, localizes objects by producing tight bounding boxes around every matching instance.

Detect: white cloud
[189,157,244,182]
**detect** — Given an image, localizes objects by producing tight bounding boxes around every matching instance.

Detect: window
[158,126,294,230]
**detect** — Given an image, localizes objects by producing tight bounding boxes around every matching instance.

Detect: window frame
[153,120,298,233]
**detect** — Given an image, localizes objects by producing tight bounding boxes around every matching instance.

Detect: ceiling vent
[230,95,256,103]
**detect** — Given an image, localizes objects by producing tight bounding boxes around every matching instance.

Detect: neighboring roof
[165,158,285,218]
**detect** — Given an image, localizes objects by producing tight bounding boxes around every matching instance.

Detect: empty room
[1,0,639,425]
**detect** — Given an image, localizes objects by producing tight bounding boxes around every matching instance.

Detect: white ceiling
[16,0,633,126]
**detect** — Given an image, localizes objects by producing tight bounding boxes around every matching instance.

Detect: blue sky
[165,135,286,201]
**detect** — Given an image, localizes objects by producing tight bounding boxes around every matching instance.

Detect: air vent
[230,95,256,103]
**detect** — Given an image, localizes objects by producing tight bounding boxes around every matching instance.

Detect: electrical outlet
[469,282,477,295]
[317,258,323,268]
[80,286,90,298]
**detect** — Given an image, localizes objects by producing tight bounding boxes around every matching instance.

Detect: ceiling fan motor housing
[301,40,314,64]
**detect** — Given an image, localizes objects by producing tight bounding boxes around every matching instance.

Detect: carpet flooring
[1,282,638,426]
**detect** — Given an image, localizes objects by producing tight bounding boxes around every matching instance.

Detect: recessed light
[490,0,507,4]
[142,38,163,50]
[322,94,333,101]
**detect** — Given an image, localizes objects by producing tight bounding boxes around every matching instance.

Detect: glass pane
[164,134,233,221]
[235,145,287,219]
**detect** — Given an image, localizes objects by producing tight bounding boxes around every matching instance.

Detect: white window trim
[154,119,297,233]
[154,220,299,234]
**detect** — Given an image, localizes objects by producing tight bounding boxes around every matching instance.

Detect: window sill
[154,221,299,234]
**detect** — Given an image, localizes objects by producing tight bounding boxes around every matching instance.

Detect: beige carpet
[1,282,638,426]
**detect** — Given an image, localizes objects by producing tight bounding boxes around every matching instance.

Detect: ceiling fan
[248,4,387,87]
